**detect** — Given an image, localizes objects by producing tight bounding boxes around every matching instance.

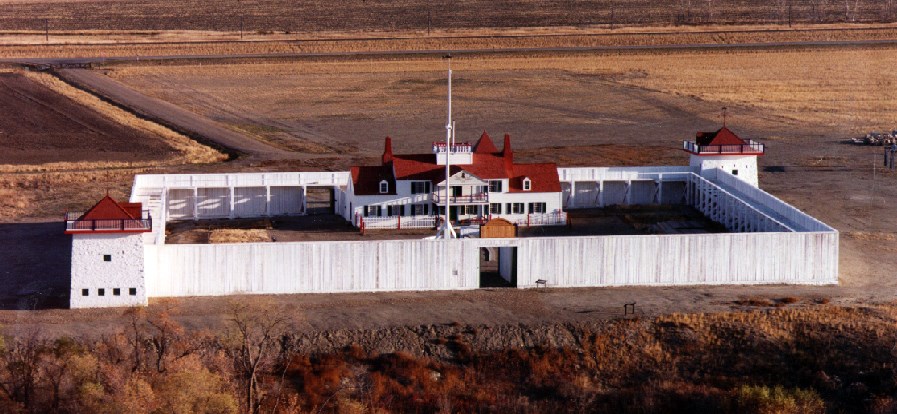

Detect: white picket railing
[360,215,438,230]
[509,212,568,227]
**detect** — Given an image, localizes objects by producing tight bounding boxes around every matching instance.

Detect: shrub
[736,385,825,414]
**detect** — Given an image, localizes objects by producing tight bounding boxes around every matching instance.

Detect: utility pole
[427,9,431,35]
[788,0,793,27]
[45,19,49,43]
[240,15,244,39]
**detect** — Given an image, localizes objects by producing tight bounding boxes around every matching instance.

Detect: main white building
[65,126,838,308]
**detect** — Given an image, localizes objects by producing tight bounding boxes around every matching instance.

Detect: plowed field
[0,72,177,164]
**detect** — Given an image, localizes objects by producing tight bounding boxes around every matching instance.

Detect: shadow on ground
[0,222,70,309]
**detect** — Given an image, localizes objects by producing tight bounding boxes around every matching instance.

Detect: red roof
[695,127,747,146]
[351,165,397,196]
[352,133,560,194]
[473,131,499,154]
[79,196,139,221]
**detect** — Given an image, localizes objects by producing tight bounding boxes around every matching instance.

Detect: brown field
[3,24,897,61]
[0,71,178,165]
[0,0,895,33]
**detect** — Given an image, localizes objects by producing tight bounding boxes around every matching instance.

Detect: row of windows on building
[81,287,137,297]
[363,202,547,217]
[381,180,514,195]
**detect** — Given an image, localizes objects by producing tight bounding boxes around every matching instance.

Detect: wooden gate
[480,218,517,238]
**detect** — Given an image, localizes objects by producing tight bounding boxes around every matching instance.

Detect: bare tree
[227,303,290,414]
[0,331,46,410]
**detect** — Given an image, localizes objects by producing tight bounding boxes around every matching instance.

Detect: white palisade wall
[143,231,837,298]
[71,233,147,308]
[144,239,479,297]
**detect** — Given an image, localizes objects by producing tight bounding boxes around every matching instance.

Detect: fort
[65,126,837,308]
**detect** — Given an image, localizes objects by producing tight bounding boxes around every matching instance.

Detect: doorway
[479,246,516,287]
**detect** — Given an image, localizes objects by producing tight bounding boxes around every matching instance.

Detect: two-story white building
[341,133,565,228]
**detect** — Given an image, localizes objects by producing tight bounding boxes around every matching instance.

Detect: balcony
[683,140,764,155]
[64,211,153,234]
[431,192,489,204]
[432,142,472,153]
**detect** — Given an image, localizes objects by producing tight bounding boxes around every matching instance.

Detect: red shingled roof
[351,165,397,196]
[79,195,139,221]
[695,126,747,146]
[473,131,499,154]
[353,133,560,194]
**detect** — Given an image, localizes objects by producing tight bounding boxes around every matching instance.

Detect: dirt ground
[0,71,177,165]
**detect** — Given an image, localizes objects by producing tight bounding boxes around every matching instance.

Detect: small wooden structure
[480,218,517,238]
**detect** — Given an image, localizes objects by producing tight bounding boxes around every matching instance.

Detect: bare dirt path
[55,68,291,160]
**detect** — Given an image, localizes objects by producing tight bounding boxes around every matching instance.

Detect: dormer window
[522,177,531,191]
[379,180,389,194]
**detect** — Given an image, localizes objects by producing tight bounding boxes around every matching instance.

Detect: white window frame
[379,180,389,194]
[490,203,502,214]
[488,180,503,193]
[511,203,524,214]
[522,177,531,191]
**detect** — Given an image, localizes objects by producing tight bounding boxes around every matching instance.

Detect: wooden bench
[624,302,636,315]
[535,279,547,288]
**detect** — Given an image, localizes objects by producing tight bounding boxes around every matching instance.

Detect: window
[511,203,525,214]
[411,181,430,194]
[489,180,503,192]
[387,205,395,216]
[129,288,137,296]
[103,254,112,262]
[98,288,105,297]
[412,204,428,216]
[732,169,739,176]
[451,186,462,197]
[466,205,479,215]
[379,180,389,194]
[364,205,382,217]
[490,203,502,214]
[81,289,89,297]
[529,202,547,213]
[113,288,121,296]
[522,178,532,191]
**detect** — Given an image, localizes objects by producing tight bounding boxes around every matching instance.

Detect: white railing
[360,215,438,230]
[432,142,472,153]
[509,211,568,227]
[683,140,765,155]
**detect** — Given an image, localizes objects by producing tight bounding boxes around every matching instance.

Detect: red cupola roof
[65,195,152,234]
[684,126,764,156]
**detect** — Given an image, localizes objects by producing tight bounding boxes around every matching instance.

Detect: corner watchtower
[683,126,765,187]
[65,195,151,308]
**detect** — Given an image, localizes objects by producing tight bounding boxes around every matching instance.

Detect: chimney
[382,136,393,165]
[502,133,513,171]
